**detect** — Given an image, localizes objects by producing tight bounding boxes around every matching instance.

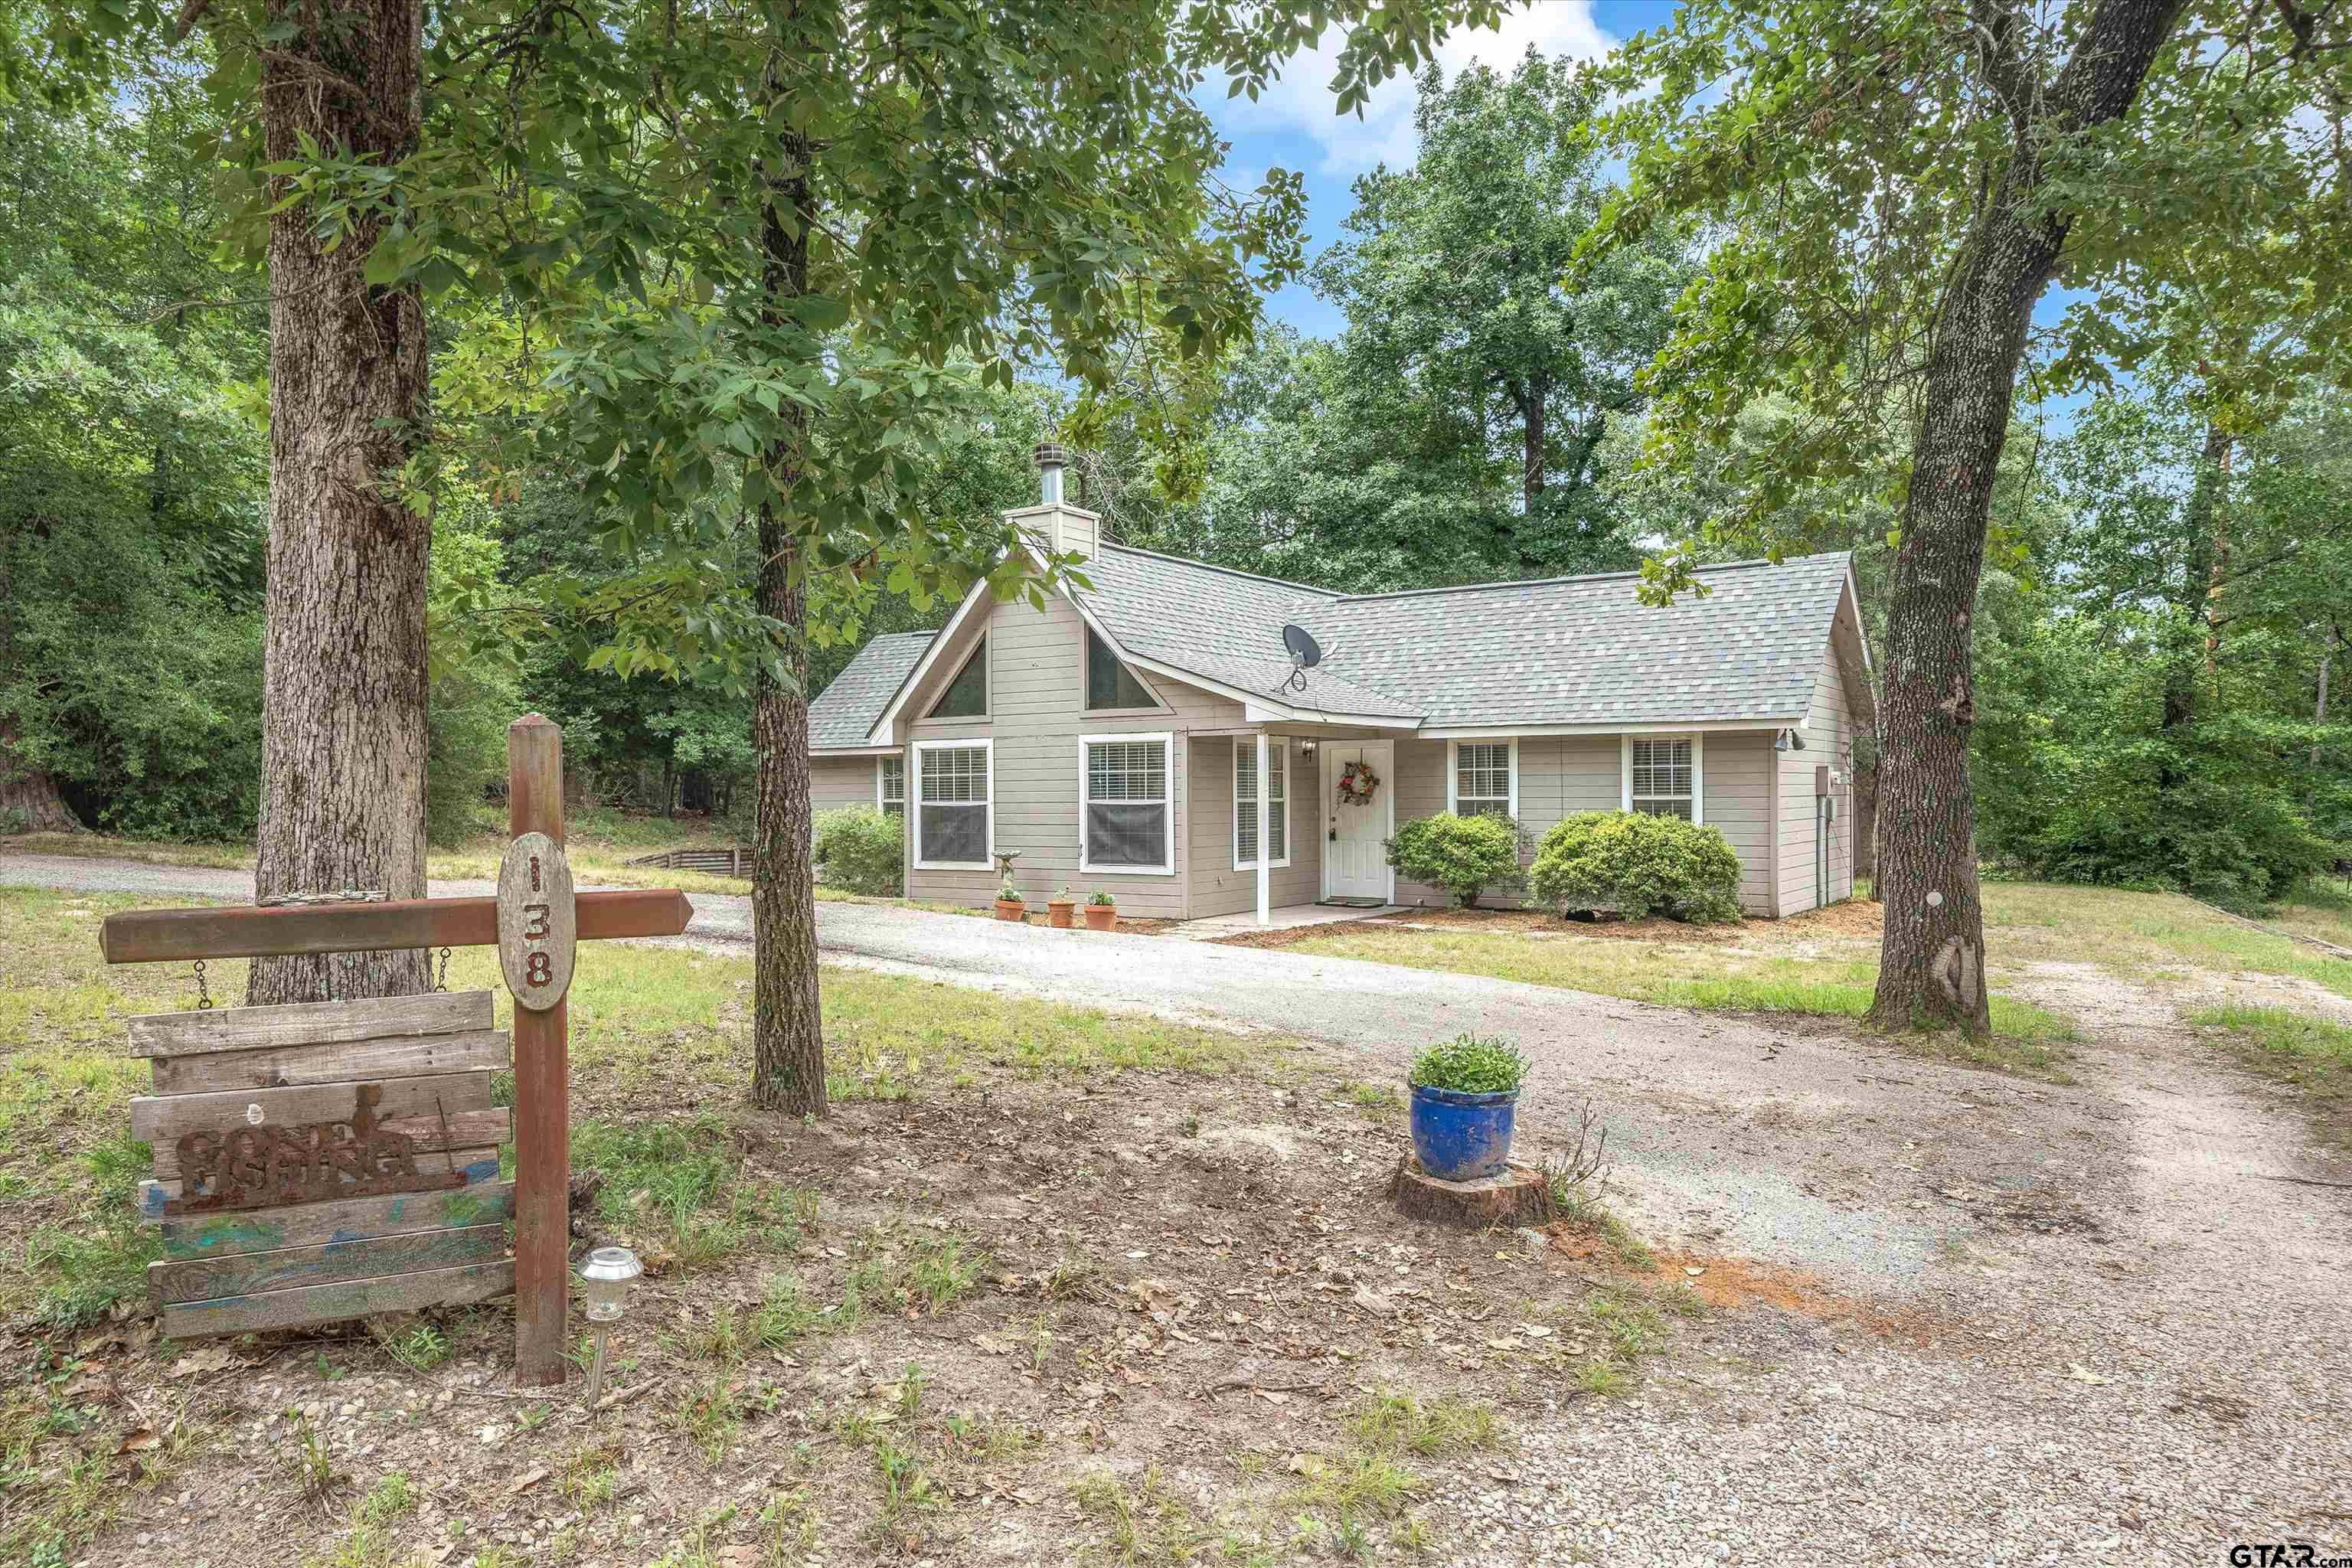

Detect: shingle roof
[822,547,1856,743]
[1299,552,1855,727]
[809,632,932,751]
[1075,545,1854,729]
[1071,550,1421,720]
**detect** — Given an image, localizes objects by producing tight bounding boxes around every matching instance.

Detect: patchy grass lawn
[1979,880,2352,1000]
[1272,911,2078,1078]
[2185,1004,2352,1147]
[0,884,1750,1567]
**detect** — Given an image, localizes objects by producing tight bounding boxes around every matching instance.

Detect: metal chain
[436,946,452,992]
[258,890,386,907]
[192,958,211,1010]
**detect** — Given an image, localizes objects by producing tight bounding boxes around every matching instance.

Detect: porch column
[1255,730,1272,926]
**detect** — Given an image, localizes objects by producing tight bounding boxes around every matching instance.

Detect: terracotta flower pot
[1047,899,1076,929]
[1083,904,1116,932]
[994,899,1027,923]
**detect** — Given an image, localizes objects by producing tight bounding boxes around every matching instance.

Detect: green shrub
[1528,811,1743,923]
[1385,812,1524,907]
[1407,1035,1527,1094]
[814,805,903,896]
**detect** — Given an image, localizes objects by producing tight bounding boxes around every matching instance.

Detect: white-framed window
[1622,734,1702,822]
[877,754,906,818]
[1233,738,1290,870]
[1448,740,1516,818]
[1078,732,1173,874]
[913,740,991,869]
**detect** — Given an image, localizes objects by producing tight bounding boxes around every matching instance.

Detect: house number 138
[498,832,577,1011]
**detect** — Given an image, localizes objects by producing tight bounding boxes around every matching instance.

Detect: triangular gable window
[1086,628,1155,711]
[928,638,987,719]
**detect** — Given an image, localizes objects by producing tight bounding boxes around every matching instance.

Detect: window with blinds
[877,755,905,818]
[1080,735,1171,872]
[1628,737,1694,820]
[1234,740,1289,868]
[1454,742,1511,817]
[914,743,990,867]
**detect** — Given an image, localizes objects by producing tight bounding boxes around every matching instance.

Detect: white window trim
[1446,738,1517,818]
[1233,738,1293,871]
[911,739,993,871]
[1620,733,1704,824]
[1076,730,1175,876]
[876,753,906,813]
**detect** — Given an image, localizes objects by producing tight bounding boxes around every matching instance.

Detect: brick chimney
[1015,441,1099,562]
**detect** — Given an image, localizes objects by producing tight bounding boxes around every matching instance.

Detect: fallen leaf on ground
[2066,1363,2112,1386]
[169,1346,239,1379]
[114,1428,161,1455]
[507,1465,550,1495]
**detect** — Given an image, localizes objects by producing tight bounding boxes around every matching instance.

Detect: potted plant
[1083,890,1117,931]
[993,880,1027,923]
[1406,1035,1527,1183]
[1047,884,1078,929]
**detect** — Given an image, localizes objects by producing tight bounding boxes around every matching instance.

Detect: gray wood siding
[1186,738,1324,919]
[1384,732,1774,915]
[906,594,1243,916]
[1701,731,1775,916]
[811,756,879,815]
[1384,737,1451,906]
[1775,645,1859,914]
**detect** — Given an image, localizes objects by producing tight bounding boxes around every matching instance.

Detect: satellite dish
[1282,624,1322,669]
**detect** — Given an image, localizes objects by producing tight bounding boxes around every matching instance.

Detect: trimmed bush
[1386,812,1524,908]
[1527,810,1743,923]
[814,805,903,896]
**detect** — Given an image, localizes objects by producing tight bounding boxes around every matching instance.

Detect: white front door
[1321,741,1393,902]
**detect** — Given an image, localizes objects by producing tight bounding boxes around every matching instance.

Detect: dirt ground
[14,874,2352,1567]
[38,1056,1864,1568]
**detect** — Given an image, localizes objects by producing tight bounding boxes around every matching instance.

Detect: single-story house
[808,447,1871,924]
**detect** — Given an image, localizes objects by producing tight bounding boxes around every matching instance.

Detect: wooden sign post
[100,714,691,1388]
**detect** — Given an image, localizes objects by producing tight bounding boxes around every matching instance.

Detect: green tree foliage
[1578,0,2352,1031]
[1527,812,1743,923]
[1129,59,1686,590]
[1312,55,1687,578]
[0,84,269,840]
[1969,378,2352,906]
[1385,812,1524,908]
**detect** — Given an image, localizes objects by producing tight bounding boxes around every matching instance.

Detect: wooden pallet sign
[99,714,692,1384]
[128,991,518,1339]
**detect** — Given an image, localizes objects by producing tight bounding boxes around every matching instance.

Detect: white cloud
[1209,1,1619,176]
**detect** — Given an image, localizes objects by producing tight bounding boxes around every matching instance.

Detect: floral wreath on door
[1336,759,1380,807]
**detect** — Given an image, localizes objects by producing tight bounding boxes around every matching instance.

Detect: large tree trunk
[0,720,81,833]
[1868,0,2182,1035]
[749,96,826,1117]
[246,0,432,1006]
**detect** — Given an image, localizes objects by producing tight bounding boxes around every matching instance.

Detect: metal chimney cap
[1034,442,1069,470]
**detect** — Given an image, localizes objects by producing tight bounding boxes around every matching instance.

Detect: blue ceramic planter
[1408,1083,1517,1182]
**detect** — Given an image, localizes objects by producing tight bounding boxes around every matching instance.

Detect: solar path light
[577,1245,642,1403]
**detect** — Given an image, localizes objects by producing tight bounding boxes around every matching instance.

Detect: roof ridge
[1327,551,1852,605]
[1095,542,1344,599]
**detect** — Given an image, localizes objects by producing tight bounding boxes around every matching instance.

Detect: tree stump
[1387,1155,1555,1228]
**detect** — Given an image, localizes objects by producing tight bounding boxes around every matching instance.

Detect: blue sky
[1197,1,1673,338]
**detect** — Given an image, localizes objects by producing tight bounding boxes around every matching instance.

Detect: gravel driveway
[10,850,2350,1564]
